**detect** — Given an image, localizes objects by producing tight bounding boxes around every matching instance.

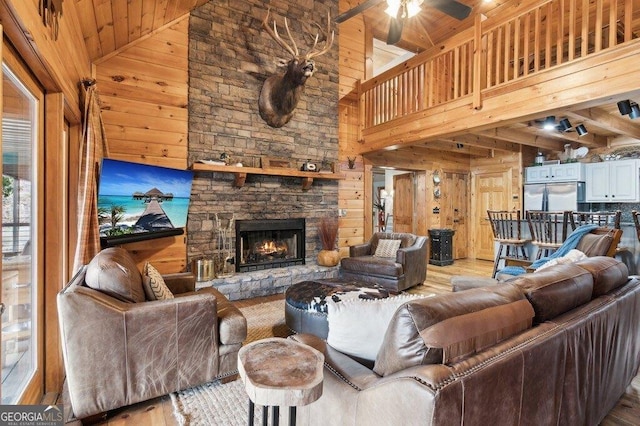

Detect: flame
[256,240,288,256]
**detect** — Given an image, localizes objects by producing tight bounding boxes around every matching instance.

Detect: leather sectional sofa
[292,256,640,425]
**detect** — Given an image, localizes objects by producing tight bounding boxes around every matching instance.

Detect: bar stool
[526,210,570,260]
[632,210,640,242]
[487,210,530,278]
[568,210,621,230]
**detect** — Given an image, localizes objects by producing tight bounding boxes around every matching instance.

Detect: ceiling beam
[568,107,640,141]
[439,133,521,152]
[420,140,492,157]
[512,123,607,148]
[477,128,565,152]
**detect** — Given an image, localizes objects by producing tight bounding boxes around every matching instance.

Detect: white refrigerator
[524,182,586,211]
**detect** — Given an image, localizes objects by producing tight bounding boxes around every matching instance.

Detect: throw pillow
[143,262,174,300]
[326,293,431,362]
[374,239,401,258]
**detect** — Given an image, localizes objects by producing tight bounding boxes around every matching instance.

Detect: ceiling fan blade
[428,0,472,21]
[335,0,386,23]
[386,17,404,45]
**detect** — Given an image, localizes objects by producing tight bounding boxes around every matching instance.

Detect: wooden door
[441,171,469,259]
[393,173,414,233]
[473,170,511,260]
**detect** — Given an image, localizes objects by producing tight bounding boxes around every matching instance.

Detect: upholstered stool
[450,275,500,292]
[285,279,398,339]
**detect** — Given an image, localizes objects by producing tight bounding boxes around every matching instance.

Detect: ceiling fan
[335,0,472,45]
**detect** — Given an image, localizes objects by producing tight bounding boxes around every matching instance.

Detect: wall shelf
[191,163,345,190]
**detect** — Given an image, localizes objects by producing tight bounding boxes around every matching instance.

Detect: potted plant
[317,216,340,267]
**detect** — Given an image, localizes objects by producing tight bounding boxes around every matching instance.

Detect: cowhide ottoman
[285,278,398,339]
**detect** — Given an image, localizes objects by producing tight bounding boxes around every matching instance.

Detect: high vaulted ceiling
[75,0,209,62]
[73,0,640,160]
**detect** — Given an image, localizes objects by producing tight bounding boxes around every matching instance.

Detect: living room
[1,0,640,424]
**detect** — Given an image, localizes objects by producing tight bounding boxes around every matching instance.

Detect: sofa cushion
[326,294,431,362]
[419,299,534,364]
[340,256,403,276]
[510,264,593,323]
[575,231,613,256]
[373,284,525,376]
[374,239,401,258]
[574,256,629,298]
[142,262,174,300]
[84,247,145,303]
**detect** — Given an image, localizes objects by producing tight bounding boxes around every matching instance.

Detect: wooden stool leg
[492,244,505,278]
[262,406,268,426]
[273,406,280,426]
[248,400,255,426]
[289,406,297,426]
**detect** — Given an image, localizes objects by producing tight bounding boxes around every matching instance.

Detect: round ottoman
[285,279,398,339]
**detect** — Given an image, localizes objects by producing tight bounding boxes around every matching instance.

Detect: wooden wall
[95,17,189,273]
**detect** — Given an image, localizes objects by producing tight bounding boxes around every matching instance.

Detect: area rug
[171,299,291,425]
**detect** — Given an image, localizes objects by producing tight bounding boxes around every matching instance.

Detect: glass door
[1,56,44,403]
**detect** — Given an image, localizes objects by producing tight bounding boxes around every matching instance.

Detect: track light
[543,116,556,130]
[618,100,632,115]
[558,118,572,132]
[630,103,640,119]
[576,124,588,136]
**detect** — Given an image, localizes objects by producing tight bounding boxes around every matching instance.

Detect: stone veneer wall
[187,0,339,277]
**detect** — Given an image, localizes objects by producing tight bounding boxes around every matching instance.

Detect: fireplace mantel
[191,163,344,190]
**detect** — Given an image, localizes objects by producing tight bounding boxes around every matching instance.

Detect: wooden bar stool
[526,210,570,260]
[568,210,621,230]
[487,210,530,278]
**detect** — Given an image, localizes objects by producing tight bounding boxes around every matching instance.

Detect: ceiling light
[618,100,632,115]
[630,103,640,119]
[543,116,556,130]
[558,118,572,132]
[406,0,423,17]
[576,124,588,136]
[385,0,401,17]
[385,0,423,18]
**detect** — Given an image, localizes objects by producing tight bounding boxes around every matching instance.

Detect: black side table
[429,229,455,266]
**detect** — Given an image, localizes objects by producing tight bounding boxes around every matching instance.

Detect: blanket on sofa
[499,224,598,276]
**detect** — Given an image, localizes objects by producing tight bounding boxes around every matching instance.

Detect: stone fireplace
[235,218,305,272]
[186,0,339,299]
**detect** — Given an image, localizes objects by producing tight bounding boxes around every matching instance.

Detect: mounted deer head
[259,9,334,128]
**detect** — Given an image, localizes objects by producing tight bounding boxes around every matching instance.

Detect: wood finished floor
[61,259,640,425]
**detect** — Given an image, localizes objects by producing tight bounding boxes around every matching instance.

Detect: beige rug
[171,299,291,425]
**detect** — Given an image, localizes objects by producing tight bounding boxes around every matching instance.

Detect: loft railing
[359,0,639,130]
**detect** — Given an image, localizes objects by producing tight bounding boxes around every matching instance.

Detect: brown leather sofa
[292,256,640,425]
[340,232,428,291]
[57,248,247,419]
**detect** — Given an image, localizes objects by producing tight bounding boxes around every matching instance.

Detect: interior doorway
[372,168,413,234]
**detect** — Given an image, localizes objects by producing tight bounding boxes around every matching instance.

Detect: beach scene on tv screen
[98,159,193,238]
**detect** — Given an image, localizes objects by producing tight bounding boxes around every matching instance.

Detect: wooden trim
[44,92,66,394]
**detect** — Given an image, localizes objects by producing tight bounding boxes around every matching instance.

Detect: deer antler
[305,11,334,60]
[262,9,299,57]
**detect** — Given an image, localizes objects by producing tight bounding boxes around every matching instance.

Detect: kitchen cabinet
[585,159,640,202]
[525,162,584,183]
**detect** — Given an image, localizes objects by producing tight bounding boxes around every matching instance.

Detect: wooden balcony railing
[359,0,640,130]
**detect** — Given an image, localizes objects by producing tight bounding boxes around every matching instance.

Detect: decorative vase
[317,249,340,267]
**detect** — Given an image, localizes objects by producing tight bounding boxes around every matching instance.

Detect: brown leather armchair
[339,232,428,291]
[57,248,247,419]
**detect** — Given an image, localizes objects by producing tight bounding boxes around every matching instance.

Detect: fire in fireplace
[235,218,305,272]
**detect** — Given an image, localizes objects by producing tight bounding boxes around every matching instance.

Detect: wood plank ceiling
[75,0,208,62]
[74,0,640,160]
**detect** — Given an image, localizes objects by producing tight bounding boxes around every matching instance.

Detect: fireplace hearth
[235,218,305,272]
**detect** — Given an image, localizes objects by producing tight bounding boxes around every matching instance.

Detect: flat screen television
[97,158,194,247]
